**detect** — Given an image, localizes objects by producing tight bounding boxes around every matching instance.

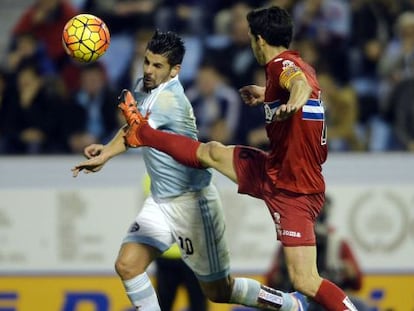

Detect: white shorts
[123,183,230,282]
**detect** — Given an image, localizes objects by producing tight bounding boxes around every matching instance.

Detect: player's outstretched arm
[71,126,128,177]
[275,74,312,121]
[239,85,265,106]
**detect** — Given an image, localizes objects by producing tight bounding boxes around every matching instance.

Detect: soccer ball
[62,14,110,63]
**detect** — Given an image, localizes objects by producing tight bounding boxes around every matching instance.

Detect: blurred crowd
[1,0,414,154]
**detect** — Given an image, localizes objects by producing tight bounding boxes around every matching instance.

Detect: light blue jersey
[133,76,212,199]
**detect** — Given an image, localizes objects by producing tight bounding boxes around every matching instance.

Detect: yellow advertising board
[355,274,414,311]
[0,274,413,311]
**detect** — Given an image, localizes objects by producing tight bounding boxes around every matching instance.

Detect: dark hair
[146,30,186,67]
[247,6,293,48]
[16,59,42,77]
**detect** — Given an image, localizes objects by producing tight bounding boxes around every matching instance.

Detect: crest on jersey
[282,59,295,69]
[264,100,280,123]
[129,222,140,233]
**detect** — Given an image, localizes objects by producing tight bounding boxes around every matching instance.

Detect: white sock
[230,278,295,310]
[123,272,160,311]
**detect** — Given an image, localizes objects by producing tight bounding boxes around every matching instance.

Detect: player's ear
[257,35,266,46]
[170,64,181,78]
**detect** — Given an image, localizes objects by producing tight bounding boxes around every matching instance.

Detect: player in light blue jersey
[133,74,212,199]
[72,31,307,311]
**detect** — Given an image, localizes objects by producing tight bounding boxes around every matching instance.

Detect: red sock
[313,279,357,311]
[139,123,203,169]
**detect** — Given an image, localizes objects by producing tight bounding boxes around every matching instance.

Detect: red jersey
[263,50,327,194]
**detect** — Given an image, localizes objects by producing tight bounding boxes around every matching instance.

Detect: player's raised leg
[197,141,238,182]
[118,89,238,182]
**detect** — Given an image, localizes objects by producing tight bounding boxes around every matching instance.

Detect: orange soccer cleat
[117,89,149,147]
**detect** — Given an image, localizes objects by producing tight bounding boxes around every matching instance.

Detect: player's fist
[84,144,104,159]
[239,85,265,106]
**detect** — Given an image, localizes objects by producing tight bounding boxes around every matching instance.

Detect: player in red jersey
[74,6,358,311]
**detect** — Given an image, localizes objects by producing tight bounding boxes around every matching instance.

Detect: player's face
[142,50,179,91]
[248,29,266,65]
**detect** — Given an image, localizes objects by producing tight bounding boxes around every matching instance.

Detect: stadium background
[1,0,414,310]
[1,155,413,311]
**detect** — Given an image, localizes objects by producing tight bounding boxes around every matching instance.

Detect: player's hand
[274,104,298,121]
[71,154,108,177]
[239,85,265,106]
[84,144,104,159]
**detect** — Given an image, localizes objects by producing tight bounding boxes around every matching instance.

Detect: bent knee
[114,257,128,278]
[115,257,143,280]
[199,141,225,164]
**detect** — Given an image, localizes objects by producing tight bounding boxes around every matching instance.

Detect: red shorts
[233,146,324,246]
